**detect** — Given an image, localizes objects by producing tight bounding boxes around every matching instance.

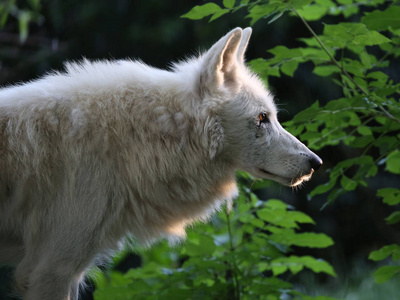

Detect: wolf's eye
[258,113,269,124]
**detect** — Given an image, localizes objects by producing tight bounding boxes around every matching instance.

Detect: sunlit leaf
[281,60,299,77]
[362,6,400,30]
[313,65,339,77]
[181,3,222,20]
[323,22,391,48]
[209,9,230,22]
[223,0,235,9]
[271,255,336,277]
[296,4,329,21]
[247,4,281,26]
[269,228,334,248]
[377,188,400,206]
[386,150,400,174]
[185,234,216,256]
[369,244,400,261]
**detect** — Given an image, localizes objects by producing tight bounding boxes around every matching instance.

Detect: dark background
[1,0,399,299]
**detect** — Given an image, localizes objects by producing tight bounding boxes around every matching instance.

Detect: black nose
[309,154,323,171]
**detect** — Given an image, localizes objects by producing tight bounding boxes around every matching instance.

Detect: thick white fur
[0,27,321,299]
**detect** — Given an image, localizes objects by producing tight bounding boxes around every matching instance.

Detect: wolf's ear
[237,27,252,64]
[199,28,243,95]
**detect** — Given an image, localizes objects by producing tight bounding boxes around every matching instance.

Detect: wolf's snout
[308,153,323,171]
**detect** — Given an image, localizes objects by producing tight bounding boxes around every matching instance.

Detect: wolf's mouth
[258,168,313,187]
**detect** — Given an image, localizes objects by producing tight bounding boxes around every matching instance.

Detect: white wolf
[0,27,322,299]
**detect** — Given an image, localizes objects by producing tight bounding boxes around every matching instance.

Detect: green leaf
[265,199,288,210]
[281,60,299,77]
[289,211,316,225]
[268,11,285,24]
[209,9,230,22]
[271,264,288,276]
[386,211,400,225]
[377,188,400,206]
[268,45,303,60]
[290,0,314,9]
[181,3,222,20]
[339,2,360,18]
[369,244,400,261]
[271,255,336,277]
[353,30,391,46]
[375,136,399,157]
[301,46,332,61]
[373,265,400,283]
[252,277,292,294]
[257,201,315,228]
[362,6,400,31]
[323,23,391,48]
[185,234,216,256]
[269,229,334,248]
[250,179,273,190]
[223,0,235,9]
[343,59,365,77]
[340,175,357,191]
[368,71,389,87]
[309,178,337,198]
[249,58,280,80]
[296,3,330,21]
[247,4,282,26]
[313,65,339,77]
[348,135,374,148]
[386,150,400,174]
[250,218,264,228]
[291,102,320,123]
[357,126,373,136]
[323,23,359,47]
[360,51,373,69]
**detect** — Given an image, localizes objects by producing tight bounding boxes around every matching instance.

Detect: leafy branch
[292,7,368,95]
[291,6,400,125]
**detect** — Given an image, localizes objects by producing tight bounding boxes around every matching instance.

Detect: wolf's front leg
[15,251,94,300]
[15,228,99,300]
[16,262,74,300]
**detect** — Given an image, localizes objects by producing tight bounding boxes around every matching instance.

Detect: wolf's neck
[116,153,238,246]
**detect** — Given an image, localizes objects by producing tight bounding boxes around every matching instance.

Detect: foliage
[0,0,42,43]
[183,0,400,287]
[94,173,335,300]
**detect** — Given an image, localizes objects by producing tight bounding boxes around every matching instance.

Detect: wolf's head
[198,27,322,187]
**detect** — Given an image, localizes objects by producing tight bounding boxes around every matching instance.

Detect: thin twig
[291,7,368,94]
